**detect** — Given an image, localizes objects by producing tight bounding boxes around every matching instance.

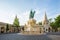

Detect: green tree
[38,22,42,25]
[50,22,58,32]
[54,15,60,28]
[6,24,9,32]
[48,18,52,23]
[13,15,20,32]
[50,15,60,32]
[13,15,20,27]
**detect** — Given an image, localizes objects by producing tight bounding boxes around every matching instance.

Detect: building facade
[42,12,52,32]
[0,22,20,33]
[0,11,52,34]
[21,12,52,34]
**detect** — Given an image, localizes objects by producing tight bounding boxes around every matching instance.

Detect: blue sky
[0,0,60,25]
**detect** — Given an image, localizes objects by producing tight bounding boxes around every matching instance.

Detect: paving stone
[0,33,60,40]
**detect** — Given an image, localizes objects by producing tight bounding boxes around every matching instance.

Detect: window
[46,29,48,31]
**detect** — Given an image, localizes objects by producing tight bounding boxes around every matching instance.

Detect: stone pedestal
[22,19,43,35]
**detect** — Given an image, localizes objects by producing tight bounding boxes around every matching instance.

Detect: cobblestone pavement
[0,33,60,40]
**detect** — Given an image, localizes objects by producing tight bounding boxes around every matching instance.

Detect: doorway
[1,27,5,33]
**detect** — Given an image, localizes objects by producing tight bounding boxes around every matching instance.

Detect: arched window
[1,27,4,33]
[48,27,50,32]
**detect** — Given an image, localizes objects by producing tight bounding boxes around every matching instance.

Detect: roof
[0,22,14,27]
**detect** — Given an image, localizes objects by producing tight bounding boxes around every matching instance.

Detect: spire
[42,12,48,25]
[44,12,47,21]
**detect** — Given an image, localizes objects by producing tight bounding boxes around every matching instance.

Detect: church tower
[42,12,49,25]
[42,12,51,32]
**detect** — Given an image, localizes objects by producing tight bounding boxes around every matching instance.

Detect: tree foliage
[48,18,52,23]
[54,15,60,28]
[38,22,42,25]
[6,24,9,30]
[13,16,20,27]
[50,15,60,31]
